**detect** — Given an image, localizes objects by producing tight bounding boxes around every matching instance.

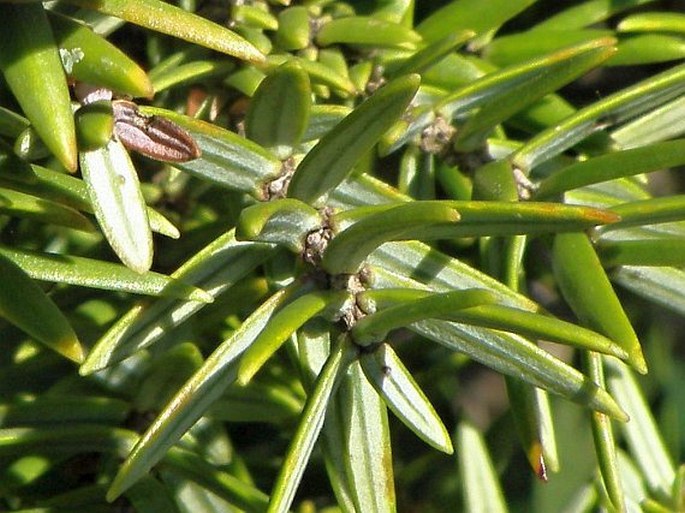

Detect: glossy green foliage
[80,138,153,273]
[288,74,420,204]
[316,16,422,49]
[244,62,311,159]
[0,253,83,362]
[553,232,647,373]
[64,0,264,62]
[417,0,537,42]
[458,421,509,513]
[2,1,685,512]
[0,3,77,171]
[75,101,115,151]
[49,12,154,98]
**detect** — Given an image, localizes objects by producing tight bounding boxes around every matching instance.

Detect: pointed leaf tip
[0,3,77,171]
[58,334,86,364]
[531,445,548,481]
[552,232,646,375]
[0,253,84,363]
[360,344,453,454]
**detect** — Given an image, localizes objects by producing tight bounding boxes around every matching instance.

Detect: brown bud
[112,100,201,163]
